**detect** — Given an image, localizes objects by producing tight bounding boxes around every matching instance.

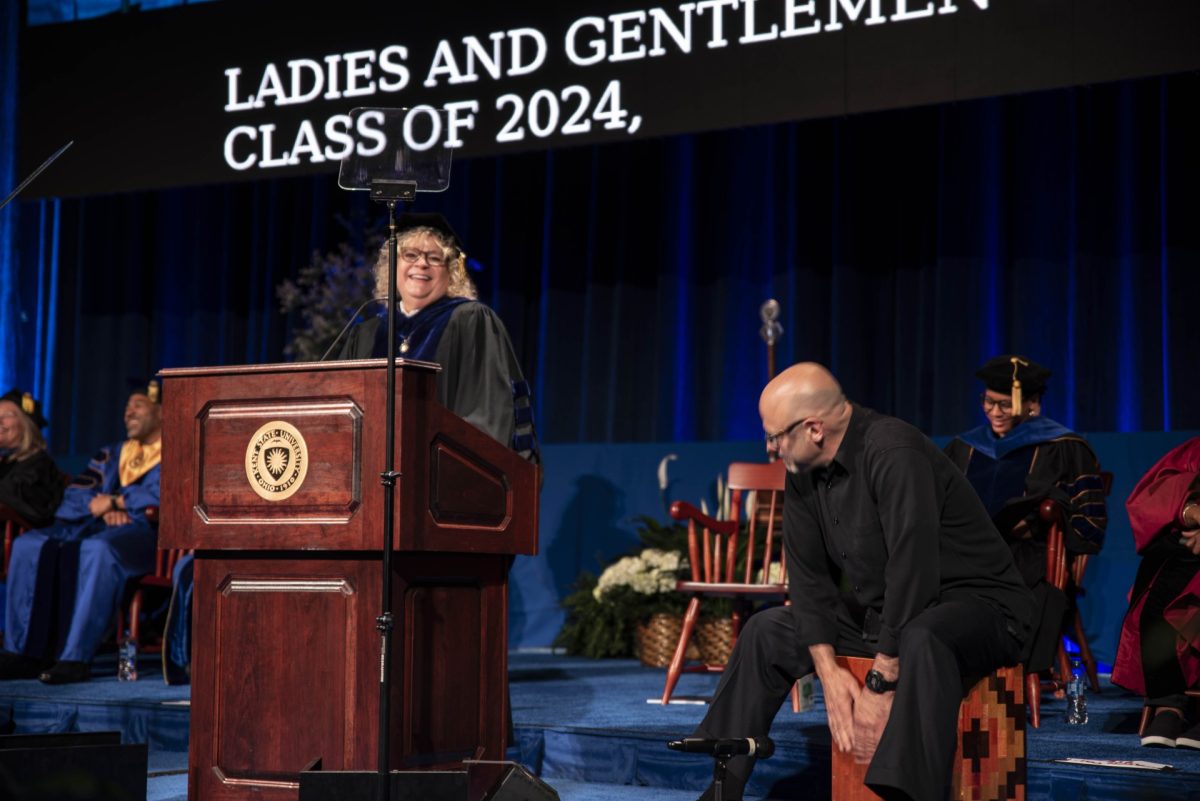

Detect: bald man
[688,364,1034,801]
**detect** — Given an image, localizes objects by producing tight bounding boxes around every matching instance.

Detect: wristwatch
[864,669,899,694]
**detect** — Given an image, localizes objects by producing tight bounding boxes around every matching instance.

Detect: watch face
[866,670,894,692]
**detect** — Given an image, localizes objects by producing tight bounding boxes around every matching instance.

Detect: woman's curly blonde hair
[373,226,477,302]
[0,399,47,461]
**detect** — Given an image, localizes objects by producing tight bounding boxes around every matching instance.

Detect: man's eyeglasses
[400,249,446,267]
[765,417,809,449]
[980,395,1014,413]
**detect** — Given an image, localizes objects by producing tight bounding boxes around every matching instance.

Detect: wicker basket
[694,618,735,665]
[635,613,700,668]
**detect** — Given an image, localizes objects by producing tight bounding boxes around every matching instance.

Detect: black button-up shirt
[785,404,1034,656]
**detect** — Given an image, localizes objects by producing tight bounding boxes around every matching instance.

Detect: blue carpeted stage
[1,652,1197,800]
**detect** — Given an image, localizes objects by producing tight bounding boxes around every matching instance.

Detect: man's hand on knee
[852,687,893,764]
[853,653,898,764]
[810,645,859,754]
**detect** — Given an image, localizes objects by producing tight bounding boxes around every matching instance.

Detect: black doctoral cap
[127,377,163,404]
[975,355,1051,413]
[0,388,48,429]
[396,212,463,251]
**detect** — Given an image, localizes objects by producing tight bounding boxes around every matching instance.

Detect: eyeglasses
[765,417,809,449]
[400,249,446,267]
[980,395,1014,413]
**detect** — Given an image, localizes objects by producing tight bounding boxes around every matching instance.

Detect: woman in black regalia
[0,389,63,530]
[337,213,539,464]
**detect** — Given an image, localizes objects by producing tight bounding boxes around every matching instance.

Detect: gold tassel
[1009,357,1028,414]
[21,392,34,415]
[147,380,160,404]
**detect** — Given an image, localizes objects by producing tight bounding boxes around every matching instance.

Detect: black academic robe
[0,450,64,529]
[338,297,539,462]
[945,424,1107,672]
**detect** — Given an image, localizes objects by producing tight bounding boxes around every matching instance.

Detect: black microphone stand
[370,178,416,801]
[710,754,731,801]
[0,141,73,212]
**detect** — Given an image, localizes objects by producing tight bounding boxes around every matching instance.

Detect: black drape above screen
[7,72,1200,453]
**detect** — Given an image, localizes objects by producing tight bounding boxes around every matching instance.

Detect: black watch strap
[865,669,899,693]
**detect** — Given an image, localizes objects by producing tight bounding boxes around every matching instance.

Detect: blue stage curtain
[4,73,1199,452]
[0,0,18,393]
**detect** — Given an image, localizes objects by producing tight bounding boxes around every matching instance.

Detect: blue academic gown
[4,442,160,663]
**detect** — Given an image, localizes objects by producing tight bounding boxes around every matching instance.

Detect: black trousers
[692,599,1022,801]
[1136,536,1200,708]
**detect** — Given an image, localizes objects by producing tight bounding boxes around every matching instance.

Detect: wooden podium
[158,359,539,801]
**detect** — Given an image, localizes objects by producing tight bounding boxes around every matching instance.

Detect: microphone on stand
[759,299,782,346]
[668,736,775,759]
[319,297,387,361]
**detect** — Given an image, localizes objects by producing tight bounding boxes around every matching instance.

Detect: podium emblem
[244,421,309,501]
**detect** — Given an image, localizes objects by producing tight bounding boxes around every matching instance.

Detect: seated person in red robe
[1112,437,1200,749]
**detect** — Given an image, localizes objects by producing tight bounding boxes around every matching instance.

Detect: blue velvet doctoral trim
[954,416,1077,460]
[370,296,472,362]
[965,447,1036,520]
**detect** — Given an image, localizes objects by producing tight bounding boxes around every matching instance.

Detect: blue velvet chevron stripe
[511,379,541,464]
[1062,471,1108,551]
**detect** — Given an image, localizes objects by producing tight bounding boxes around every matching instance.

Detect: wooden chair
[0,504,38,581]
[659,461,790,705]
[114,506,188,654]
[116,547,189,654]
[1025,471,1112,728]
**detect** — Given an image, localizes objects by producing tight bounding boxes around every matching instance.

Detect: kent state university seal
[244,420,309,501]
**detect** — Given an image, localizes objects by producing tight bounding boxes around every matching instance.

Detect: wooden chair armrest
[669,501,738,536]
[1038,498,1066,524]
[0,503,37,531]
[1038,499,1069,589]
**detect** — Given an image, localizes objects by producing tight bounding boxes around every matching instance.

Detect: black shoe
[38,660,90,685]
[0,651,47,680]
[1141,709,1185,747]
[1177,721,1200,750]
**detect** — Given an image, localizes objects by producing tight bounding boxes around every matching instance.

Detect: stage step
[4,652,1199,801]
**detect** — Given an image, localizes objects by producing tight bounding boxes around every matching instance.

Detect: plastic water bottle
[117,630,138,682]
[1065,657,1087,725]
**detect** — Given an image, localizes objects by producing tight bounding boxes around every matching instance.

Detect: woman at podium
[337,213,539,464]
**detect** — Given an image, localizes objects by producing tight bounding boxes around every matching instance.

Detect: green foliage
[553,573,667,659]
[277,225,385,362]
[630,514,688,552]
[554,516,736,659]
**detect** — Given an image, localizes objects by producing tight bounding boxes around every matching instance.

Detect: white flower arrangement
[593,548,683,601]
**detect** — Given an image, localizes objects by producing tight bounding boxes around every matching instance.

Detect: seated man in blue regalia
[944,355,1107,673]
[0,381,162,684]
